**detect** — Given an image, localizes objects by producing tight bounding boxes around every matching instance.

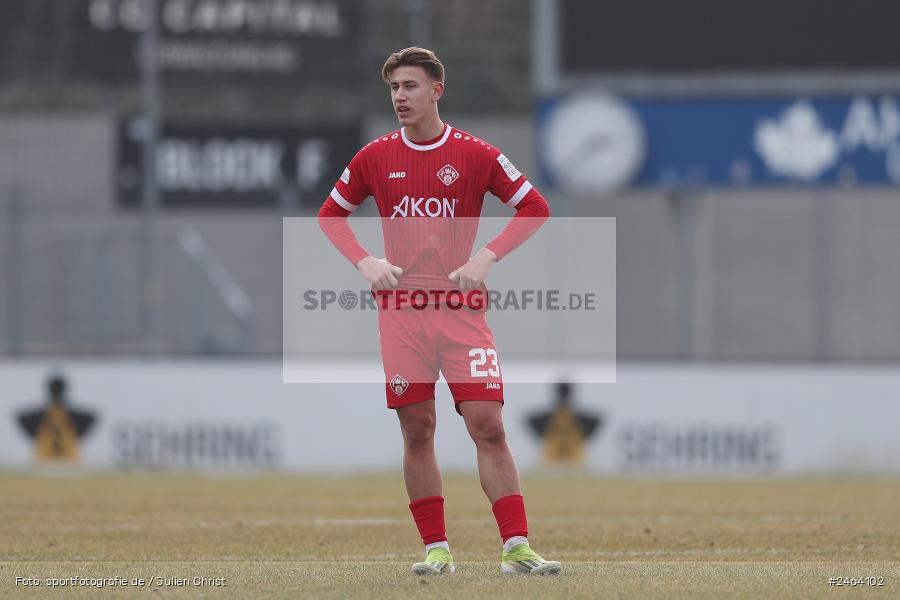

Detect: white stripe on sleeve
[330,187,357,212]
[506,180,533,208]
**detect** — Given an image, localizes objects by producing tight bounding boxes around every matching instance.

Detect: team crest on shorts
[390,374,410,396]
[437,164,459,185]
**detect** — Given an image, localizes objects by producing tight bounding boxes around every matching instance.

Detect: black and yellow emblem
[17,376,95,463]
[528,382,601,465]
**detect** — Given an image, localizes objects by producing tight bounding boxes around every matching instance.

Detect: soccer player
[318,47,559,576]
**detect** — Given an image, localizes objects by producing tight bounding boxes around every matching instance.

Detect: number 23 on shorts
[469,347,500,377]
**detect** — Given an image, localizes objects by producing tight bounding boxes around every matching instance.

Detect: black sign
[561,0,900,73]
[117,120,361,208]
[1,0,361,85]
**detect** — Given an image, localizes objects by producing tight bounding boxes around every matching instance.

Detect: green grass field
[1,472,899,598]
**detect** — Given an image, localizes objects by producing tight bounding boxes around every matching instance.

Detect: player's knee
[400,413,435,447]
[470,418,506,448]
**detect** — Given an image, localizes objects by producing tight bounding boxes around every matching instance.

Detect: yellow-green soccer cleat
[500,543,561,575]
[411,547,455,575]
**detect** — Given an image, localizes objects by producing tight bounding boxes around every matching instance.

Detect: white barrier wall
[1,361,899,474]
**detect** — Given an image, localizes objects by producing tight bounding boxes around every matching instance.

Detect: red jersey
[319,124,549,295]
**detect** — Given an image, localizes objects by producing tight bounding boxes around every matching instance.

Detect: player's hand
[448,248,497,291]
[356,256,404,290]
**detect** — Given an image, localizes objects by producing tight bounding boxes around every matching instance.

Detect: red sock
[409,495,447,544]
[492,494,528,541]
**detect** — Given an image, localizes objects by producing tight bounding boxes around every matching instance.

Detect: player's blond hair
[382,47,445,83]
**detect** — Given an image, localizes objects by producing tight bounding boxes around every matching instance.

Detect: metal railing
[2,190,255,356]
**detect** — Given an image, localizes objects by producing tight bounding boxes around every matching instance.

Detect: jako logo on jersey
[391,375,409,396]
[485,382,501,390]
[437,164,459,185]
[388,171,406,179]
[391,195,459,219]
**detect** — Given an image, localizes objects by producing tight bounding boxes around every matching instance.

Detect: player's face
[388,66,442,127]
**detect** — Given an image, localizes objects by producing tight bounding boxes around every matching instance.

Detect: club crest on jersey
[437,164,459,186]
[391,195,459,219]
[390,375,410,396]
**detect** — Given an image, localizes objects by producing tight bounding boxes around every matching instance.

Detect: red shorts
[378,305,504,412]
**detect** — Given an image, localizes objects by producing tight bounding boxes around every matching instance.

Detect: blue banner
[537,94,900,192]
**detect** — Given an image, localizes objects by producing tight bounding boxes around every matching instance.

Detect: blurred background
[1,0,899,475]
